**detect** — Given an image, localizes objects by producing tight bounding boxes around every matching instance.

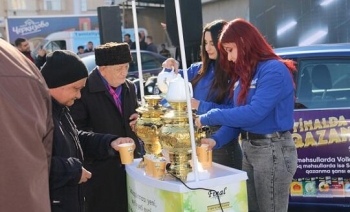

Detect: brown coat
[0,39,53,212]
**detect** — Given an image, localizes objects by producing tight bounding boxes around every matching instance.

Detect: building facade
[0,0,247,41]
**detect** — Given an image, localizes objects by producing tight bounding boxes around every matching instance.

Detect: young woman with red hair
[195,18,298,212]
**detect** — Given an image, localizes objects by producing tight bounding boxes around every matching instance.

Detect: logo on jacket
[234,81,239,90]
[250,78,258,88]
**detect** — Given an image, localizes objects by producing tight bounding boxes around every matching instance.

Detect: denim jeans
[241,132,297,212]
[212,140,242,170]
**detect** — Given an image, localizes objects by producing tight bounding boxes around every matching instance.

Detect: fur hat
[41,50,88,88]
[94,42,132,66]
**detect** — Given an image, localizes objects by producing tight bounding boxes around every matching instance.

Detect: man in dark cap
[41,50,136,212]
[70,42,143,212]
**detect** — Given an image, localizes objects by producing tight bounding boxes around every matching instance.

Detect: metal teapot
[166,74,193,102]
[157,68,177,94]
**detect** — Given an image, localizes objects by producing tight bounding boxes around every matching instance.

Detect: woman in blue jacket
[195,18,298,212]
[162,20,242,169]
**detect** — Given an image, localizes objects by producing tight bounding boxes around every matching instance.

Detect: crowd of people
[74,31,172,58]
[1,18,297,212]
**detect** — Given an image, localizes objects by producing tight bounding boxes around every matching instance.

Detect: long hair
[191,19,230,104]
[218,18,296,105]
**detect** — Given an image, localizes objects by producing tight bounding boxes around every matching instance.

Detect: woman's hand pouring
[162,58,179,73]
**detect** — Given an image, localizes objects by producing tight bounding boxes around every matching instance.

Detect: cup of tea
[151,158,167,180]
[118,143,135,164]
[196,144,212,168]
[144,155,153,177]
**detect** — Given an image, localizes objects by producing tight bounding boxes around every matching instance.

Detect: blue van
[274,44,350,211]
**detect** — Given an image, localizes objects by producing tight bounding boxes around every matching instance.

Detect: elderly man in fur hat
[41,50,136,212]
[70,42,143,212]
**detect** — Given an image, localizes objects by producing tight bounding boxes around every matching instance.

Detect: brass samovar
[159,101,207,181]
[134,95,165,157]
[153,71,211,181]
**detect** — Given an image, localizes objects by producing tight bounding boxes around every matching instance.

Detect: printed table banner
[126,159,248,212]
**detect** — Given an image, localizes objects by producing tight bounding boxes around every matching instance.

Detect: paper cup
[118,143,134,164]
[152,159,166,180]
[144,155,153,177]
[196,144,212,168]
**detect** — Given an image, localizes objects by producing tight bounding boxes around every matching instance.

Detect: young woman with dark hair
[195,18,298,212]
[162,19,242,169]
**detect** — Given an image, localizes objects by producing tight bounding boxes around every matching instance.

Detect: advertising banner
[290,109,350,205]
[6,15,98,48]
[126,159,248,212]
[127,174,248,212]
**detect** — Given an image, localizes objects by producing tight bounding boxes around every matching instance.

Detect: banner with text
[127,174,248,212]
[290,109,350,205]
[6,15,98,48]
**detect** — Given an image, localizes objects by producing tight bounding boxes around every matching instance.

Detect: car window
[129,52,162,73]
[45,40,67,54]
[296,58,350,109]
[141,52,162,70]
[81,55,96,73]
[129,53,137,72]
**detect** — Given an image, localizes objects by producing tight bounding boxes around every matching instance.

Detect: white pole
[131,0,145,106]
[174,0,199,182]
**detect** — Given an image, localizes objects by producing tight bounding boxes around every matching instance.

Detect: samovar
[159,101,208,181]
[156,71,209,181]
[134,95,165,157]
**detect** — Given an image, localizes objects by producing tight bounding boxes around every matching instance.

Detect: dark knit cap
[41,50,88,88]
[95,42,132,66]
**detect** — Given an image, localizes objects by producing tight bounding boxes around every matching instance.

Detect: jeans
[241,132,297,212]
[212,140,242,169]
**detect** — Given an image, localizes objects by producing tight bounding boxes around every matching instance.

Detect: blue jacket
[178,62,236,147]
[180,62,232,110]
[200,60,295,148]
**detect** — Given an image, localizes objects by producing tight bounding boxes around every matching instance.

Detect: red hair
[218,18,296,105]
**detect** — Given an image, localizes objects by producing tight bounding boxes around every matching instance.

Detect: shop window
[9,0,27,10]
[44,0,61,11]
[81,0,87,12]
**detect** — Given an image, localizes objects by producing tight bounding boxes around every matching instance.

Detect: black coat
[70,68,143,212]
[50,99,117,212]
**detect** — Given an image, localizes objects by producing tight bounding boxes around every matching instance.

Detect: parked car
[80,50,167,80]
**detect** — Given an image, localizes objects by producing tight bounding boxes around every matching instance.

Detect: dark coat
[50,99,117,212]
[70,68,143,212]
[146,43,158,53]
[21,51,46,69]
[130,39,147,50]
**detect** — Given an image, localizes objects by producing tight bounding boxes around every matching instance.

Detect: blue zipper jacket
[176,62,236,146]
[199,60,295,148]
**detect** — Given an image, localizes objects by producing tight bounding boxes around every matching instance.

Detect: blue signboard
[7,15,99,48]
